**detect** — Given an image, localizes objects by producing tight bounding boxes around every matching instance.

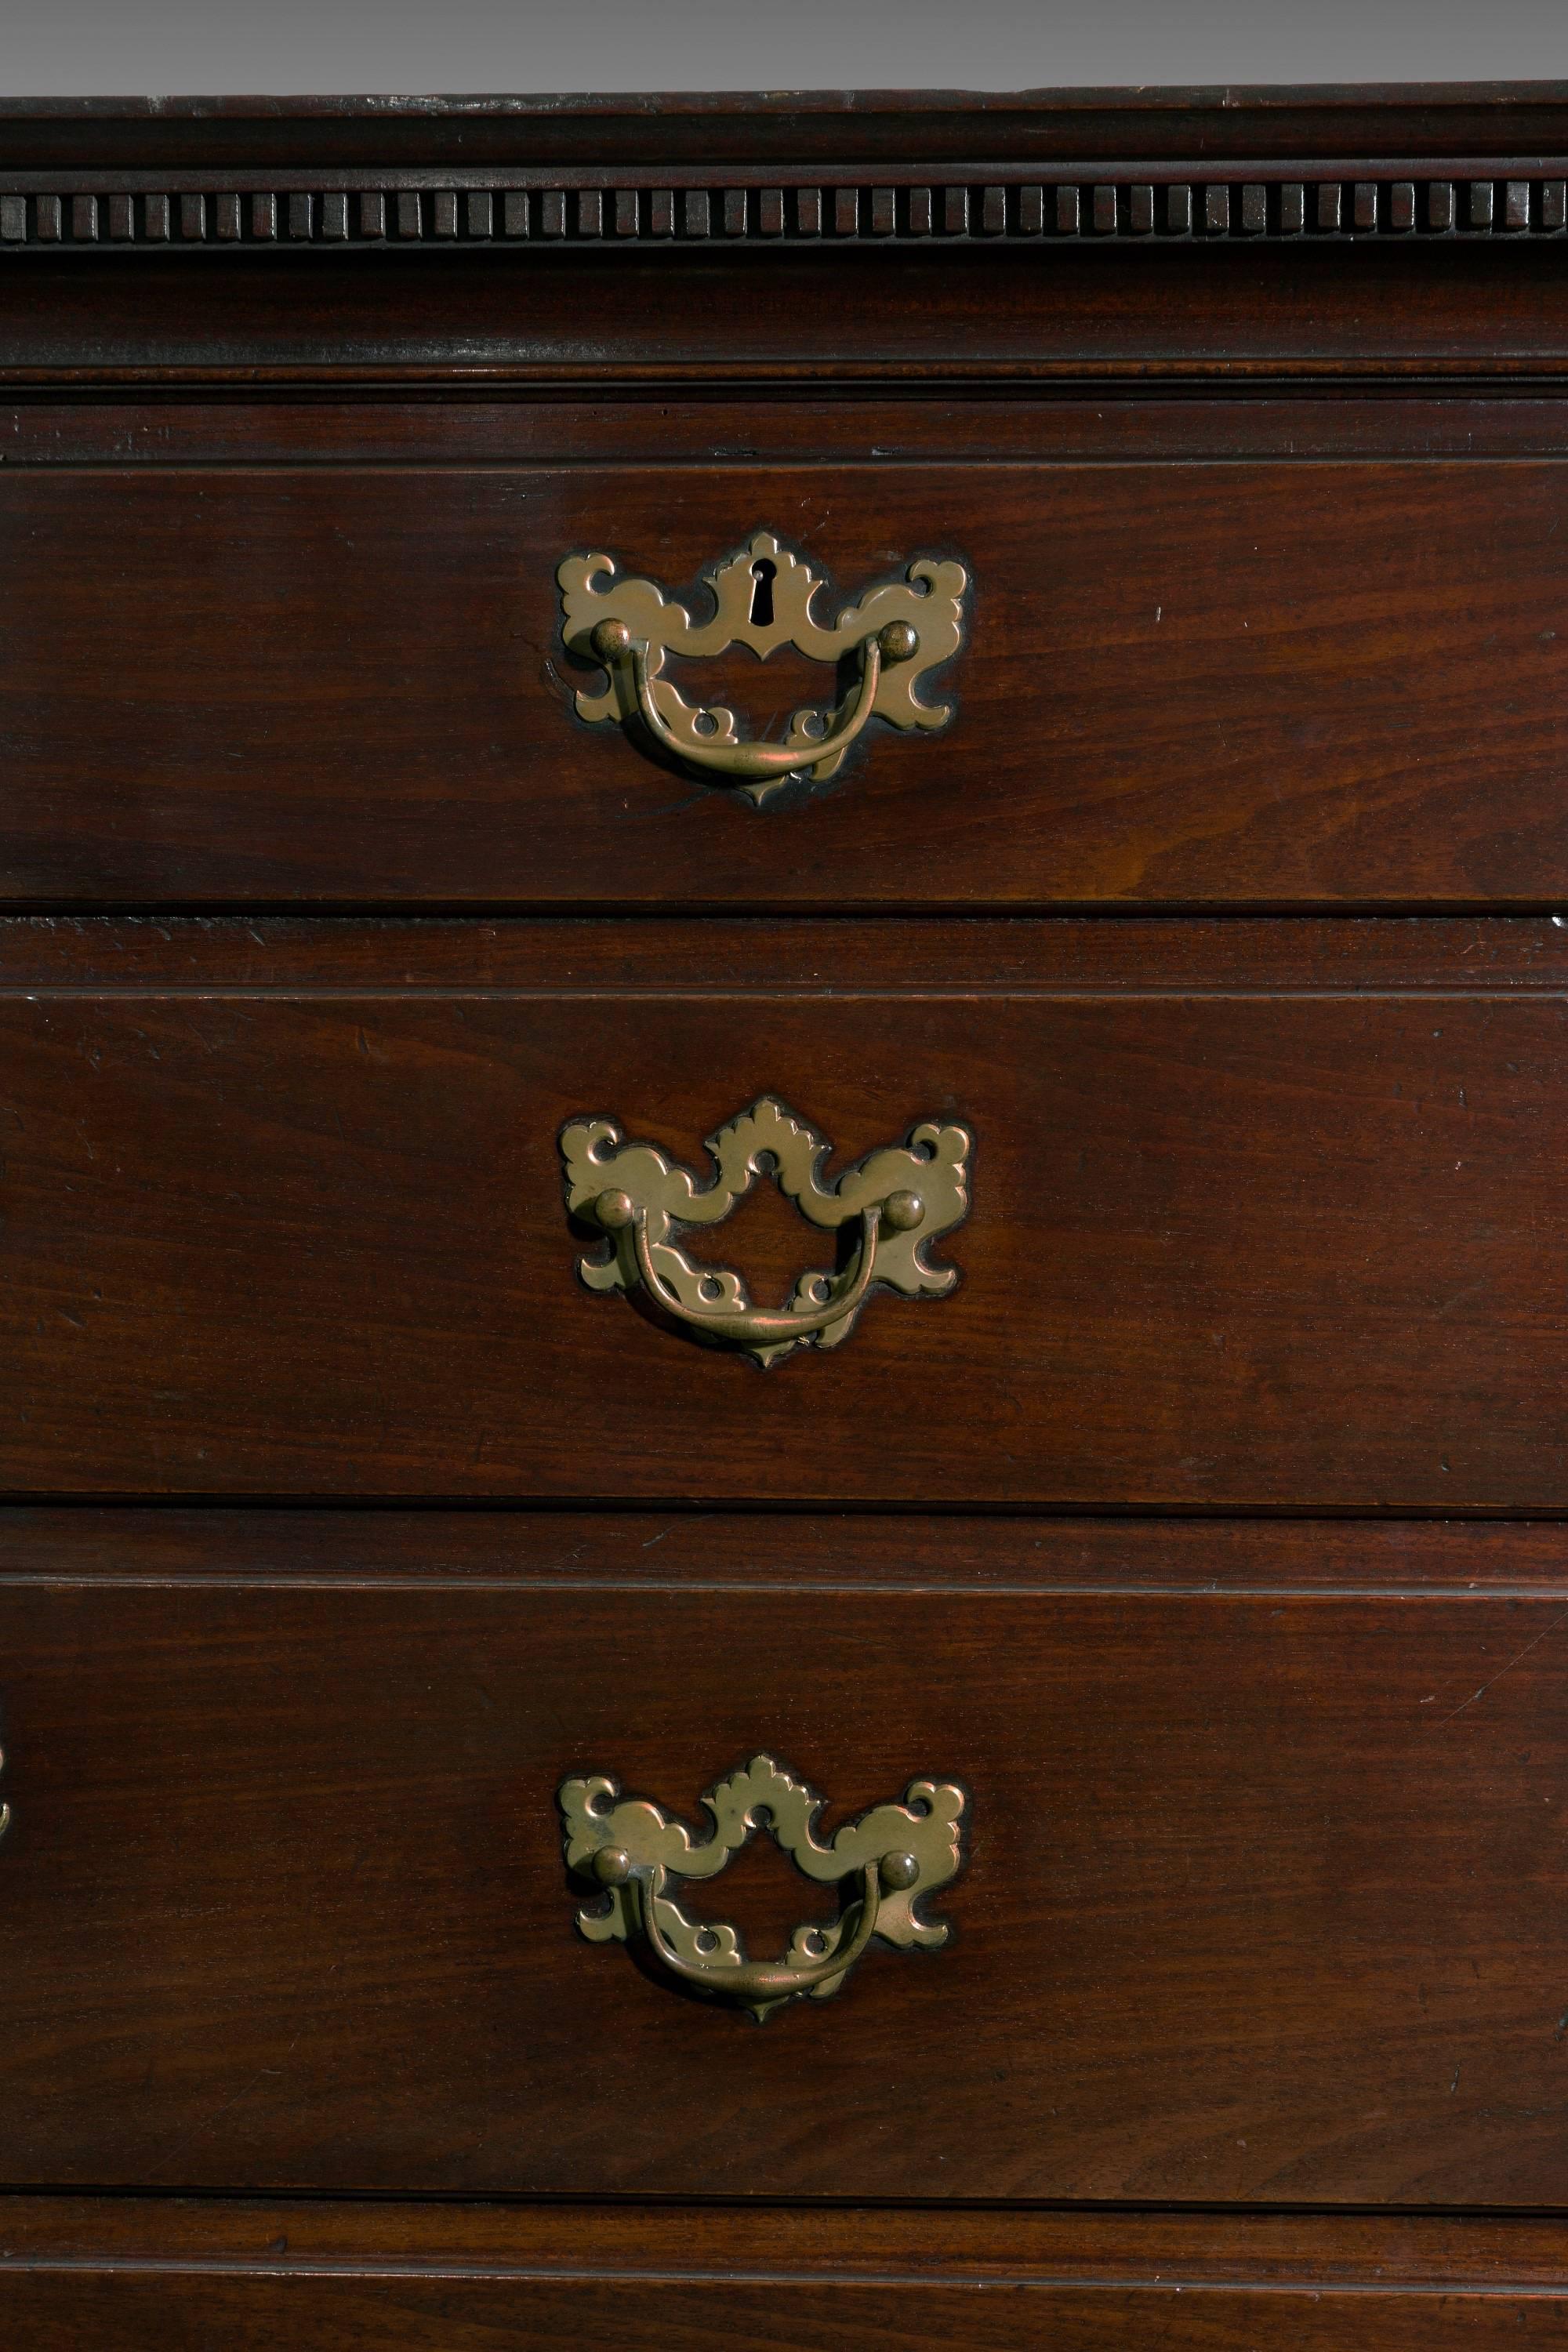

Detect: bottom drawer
[2,1512,1567,2204]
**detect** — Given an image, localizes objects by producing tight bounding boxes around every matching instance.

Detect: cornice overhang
[5,85,1568,251]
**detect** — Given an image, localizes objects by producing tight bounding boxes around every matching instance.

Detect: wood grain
[6,2193,1568,2283]
[1,2272,1561,2349]
[7,459,1568,906]
[9,84,1568,2332]
[3,1556,1568,2199]
[0,912,1563,990]
[11,245,1568,386]
[11,395,1568,467]
[3,1508,1566,1592]
[0,958,1561,1502]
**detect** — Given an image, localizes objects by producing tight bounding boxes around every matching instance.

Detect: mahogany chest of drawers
[2,82,1568,2347]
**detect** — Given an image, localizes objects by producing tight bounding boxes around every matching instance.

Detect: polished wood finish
[0,921,1560,1503]
[16,396,1568,465]
[1,1515,1566,2201]
[0,910,1560,989]
[8,1507,1567,1589]
[6,456,1568,906]
[10,2193,1568,2285]
[6,88,1568,2342]
[12,84,1568,170]
[13,88,1568,404]
[7,2182,1568,2350]
[3,2273,1562,2347]
[16,247,1568,387]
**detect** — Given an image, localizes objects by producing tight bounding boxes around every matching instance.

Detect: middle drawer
[0,916,1562,1507]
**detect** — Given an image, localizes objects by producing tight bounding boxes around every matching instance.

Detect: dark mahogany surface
[6,87,1568,2342]
[2,2274,1560,2347]
[13,246,1568,387]
[1,1513,1566,2203]
[10,2189,1568,2281]
[9,83,1568,169]
[5,453,1568,906]
[0,920,1562,1504]
[12,2189,1568,2349]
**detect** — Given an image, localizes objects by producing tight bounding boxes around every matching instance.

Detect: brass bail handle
[591,1847,920,2009]
[560,1754,967,2023]
[590,615,920,784]
[559,1097,974,1370]
[593,1185,927,1352]
[557,535,970,804]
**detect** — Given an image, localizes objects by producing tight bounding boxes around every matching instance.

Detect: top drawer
[7,405,1568,907]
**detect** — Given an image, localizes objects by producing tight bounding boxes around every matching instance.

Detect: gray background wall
[8,0,1568,98]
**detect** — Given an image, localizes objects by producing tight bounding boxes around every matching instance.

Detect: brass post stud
[590,618,633,664]
[879,1850,921,1891]
[595,1189,637,1230]
[877,619,920,664]
[881,1189,925,1232]
[593,1846,634,1886]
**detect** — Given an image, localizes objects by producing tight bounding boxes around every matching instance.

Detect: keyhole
[749,557,777,627]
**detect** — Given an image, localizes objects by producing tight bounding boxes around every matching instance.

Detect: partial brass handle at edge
[560,1753,967,2024]
[591,615,915,786]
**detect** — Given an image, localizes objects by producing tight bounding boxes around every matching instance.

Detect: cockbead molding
[2,176,1566,249]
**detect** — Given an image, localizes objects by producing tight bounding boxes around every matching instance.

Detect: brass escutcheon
[559,1094,972,1368]
[560,1753,967,2022]
[557,531,969,804]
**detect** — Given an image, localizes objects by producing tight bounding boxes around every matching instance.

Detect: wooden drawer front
[2,1516,1567,2202]
[0,921,1565,1504]
[5,449,1568,907]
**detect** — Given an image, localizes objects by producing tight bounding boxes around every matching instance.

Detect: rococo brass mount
[560,1753,967,2022]
[557,532,969,803]
[560,1095,972,1367]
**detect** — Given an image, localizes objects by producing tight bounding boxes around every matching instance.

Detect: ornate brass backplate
[560,1094,972,1368]
[560,1752,967,2022]
[557,531,970,804]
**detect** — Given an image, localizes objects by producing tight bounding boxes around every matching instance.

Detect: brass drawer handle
[558,532,969,805]
[593,612,899,788]
[560,1094,972,1369]
[560,1752,967,2023]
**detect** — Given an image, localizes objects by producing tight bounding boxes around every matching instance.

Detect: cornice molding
[9,94,1568,254]
[5,169,1568,251]
[5,87,1568,170]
